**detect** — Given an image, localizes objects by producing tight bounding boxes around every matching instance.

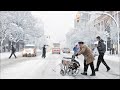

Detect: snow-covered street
[0,51,120,79]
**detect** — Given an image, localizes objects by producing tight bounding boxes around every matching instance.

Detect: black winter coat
[42,47,46,53]
[97,39,106,54]
[11,46,16,53]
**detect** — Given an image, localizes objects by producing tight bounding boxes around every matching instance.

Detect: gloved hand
[75,53,78,56]
[72,55,75,59]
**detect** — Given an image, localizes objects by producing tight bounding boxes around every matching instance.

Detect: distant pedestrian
[110,48,112,55]
[3,46,5,52]
[112,48,115,55]
[95,36,110,72]
[9,45,17,59]
[42,45,46,58]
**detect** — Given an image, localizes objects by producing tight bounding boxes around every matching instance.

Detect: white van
[22,44,37,57]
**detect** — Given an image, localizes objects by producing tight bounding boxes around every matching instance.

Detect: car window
[64,48,69,49]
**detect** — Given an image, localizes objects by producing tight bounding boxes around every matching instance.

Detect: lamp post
[83,11,119,54]
[104,31,109,51]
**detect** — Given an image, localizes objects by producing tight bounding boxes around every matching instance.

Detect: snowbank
[104,55,119,62]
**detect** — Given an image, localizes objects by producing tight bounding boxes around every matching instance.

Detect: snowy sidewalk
[104,54,120,62]
[0,52,22,60]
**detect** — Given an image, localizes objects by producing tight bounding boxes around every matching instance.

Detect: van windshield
[64,48,69,49]
[25,46,35,48]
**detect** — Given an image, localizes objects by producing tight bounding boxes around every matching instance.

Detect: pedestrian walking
[112,48,115,55]
[75,41,96,76]
[95,36,110,72]
[9,45,17,59]
[42,45,46,58]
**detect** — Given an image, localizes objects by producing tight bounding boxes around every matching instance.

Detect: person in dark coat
[75,41,96,76]
[42,45,46,58]
[95,36,110,72]
[9,45,17,59]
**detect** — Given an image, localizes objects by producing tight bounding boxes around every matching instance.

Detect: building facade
[93,11,120,53]
[74,11,91,30]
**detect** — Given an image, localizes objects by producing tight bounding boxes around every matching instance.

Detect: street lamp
[83,11,119,54]
[104,31,109,51]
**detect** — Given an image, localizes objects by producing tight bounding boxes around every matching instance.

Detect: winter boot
[90,71,96,76]
[81,72,87,75]
[90,73,96,76]
[107,67,110,72]
[95,68,99,72]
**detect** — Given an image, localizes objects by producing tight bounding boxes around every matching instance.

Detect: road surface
[0,51,120,79]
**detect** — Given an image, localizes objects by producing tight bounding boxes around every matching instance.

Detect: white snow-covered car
[22,44,37,57]
[62,48,70,53]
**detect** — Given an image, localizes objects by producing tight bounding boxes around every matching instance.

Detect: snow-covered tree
[110,27,118,44]
[0,12,13,45]
[66,21,107,49]
[0,11,45,52]
[7,23,24,43]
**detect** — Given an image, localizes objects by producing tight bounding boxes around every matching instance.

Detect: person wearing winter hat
[75,41,96,76]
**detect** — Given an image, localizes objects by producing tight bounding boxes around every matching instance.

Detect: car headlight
[23,50,26,54]
[31,50,34,54]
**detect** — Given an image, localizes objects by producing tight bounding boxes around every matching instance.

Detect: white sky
[31,11,77,42]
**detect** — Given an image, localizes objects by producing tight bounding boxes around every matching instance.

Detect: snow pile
[104,55,119,62]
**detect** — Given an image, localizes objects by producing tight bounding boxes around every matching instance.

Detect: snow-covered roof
[25,44,35,46]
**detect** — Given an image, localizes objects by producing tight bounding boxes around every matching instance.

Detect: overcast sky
[31,11,77,42]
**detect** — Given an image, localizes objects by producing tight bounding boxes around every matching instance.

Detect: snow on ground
[0,52,22,60]
[0,49,42,60]
[0,51,120,79]
[104,55,120,62]
[0,52,74,79]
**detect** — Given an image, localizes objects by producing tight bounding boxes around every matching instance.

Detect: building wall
[93,11,120,51]
[74,11,91,30]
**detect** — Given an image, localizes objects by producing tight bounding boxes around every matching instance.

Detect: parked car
[52,48,60,54]
[62,48,70,53]
[22,44,37,57]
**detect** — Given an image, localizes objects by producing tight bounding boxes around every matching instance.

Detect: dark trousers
[96,53,110,70]
[9,52,17,59]
[42,52,46,58]
[84,60,95,74]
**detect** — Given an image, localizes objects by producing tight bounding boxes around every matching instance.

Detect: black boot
[107,67,110,72]
[81,72,87,75]
[95,68,99,71]
[90,73,96,76]
[90,72,96,76]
